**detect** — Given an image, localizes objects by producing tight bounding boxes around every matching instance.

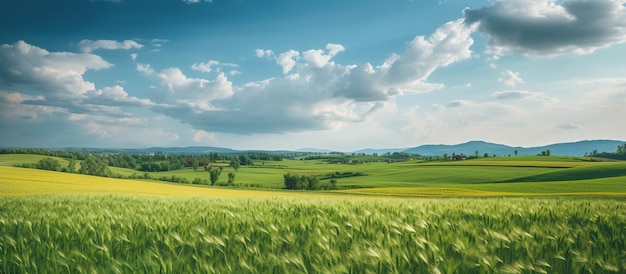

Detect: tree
[617,144,626,155]
[442,153,448,161]
[192,159,199,172]
[474,150,479,158]
[79,156,111,177]
[484,152,489,158]
[227,172,236,185]
[229,157,240,171]
[68,159,77,173]
[209,167,222,185]
[514,150,518,156]
[37,157,61,171]
[329,179,338,190]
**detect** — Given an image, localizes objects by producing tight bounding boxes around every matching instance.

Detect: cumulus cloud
[156,68,233,102]
[302,43,345,67]
[191,60,219,73]
[0,40,111,99]
[276,50,300,74]
[78,39,143,53]
[255,49,274,58]
[498,70,524,87]
[136,63,155,75]
[145,19,476,135]
[464,0,626,56]
[191,60,239,74]
[386,19,476,86]
[86,85,154,107]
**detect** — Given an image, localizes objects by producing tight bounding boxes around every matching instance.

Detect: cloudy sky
[1,0,625,151]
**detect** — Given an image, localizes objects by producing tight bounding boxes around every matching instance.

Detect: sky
[1,0,625,151]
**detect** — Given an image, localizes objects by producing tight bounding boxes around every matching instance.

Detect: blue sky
[1,0,625,151]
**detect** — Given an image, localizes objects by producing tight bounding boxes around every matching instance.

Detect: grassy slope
[0,166,351,199]
[2,154,625,197]
[0,154,71,167]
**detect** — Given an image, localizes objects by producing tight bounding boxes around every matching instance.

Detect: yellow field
[0,166,345,199]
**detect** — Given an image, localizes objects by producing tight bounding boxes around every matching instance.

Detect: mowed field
[1,154,625,272]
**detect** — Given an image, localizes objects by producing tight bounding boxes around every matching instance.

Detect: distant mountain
[121,146,240,154]
[351,148,409,155]
[41,139,625,156]
[403,140,625,157]
[294,148,337,153]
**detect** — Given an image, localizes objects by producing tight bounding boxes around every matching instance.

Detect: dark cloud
[464,0,626,56]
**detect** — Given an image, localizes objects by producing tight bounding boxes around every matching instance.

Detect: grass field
[1,195,624,273]
[2,154,626,196]
[1,153,625,272]
[0,166,356,199]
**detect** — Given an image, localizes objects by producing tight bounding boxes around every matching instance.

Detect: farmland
[2,195,625,273]
[1,153,625,272]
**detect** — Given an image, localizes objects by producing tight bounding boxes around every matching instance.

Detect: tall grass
[1,196,624,273]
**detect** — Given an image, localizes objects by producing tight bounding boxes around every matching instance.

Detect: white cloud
[464,0,626,56]
[78,39,143,53]
[255,49,274,58]
[446,100,473,108]
[130,53,138,60]
[385,19,476,86]
[136,63,154,75]
[153,67,234,105]
[276,50,300,74]
[192,130,217,143]
[191,60,219,73]
[147,19,477,135]
[302,43,345,67]
[498,70,524,87]
[0,40,111,99]
[191,60,239,74]
[492,90,537,100]
[87,85,154,107]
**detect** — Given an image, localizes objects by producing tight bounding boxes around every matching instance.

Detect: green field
[2,154,625,196]
[1,195,625,273]
[1,153,625,272]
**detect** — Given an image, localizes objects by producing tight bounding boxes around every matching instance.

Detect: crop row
[0,196,624,273]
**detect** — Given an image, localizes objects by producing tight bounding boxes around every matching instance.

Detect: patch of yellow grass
[0,166,382,200]
[0,166,313,198]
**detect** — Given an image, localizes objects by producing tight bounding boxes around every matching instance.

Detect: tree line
[1,148,282,172]
[587,144,626,160]
[283,174,337,190]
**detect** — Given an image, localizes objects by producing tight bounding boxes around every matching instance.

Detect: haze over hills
[402,140,625,157]
[37,140,626,157]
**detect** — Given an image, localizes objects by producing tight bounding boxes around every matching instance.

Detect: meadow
[2,153,625,196]
[1,153,625,272]
[1,195,624,273]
